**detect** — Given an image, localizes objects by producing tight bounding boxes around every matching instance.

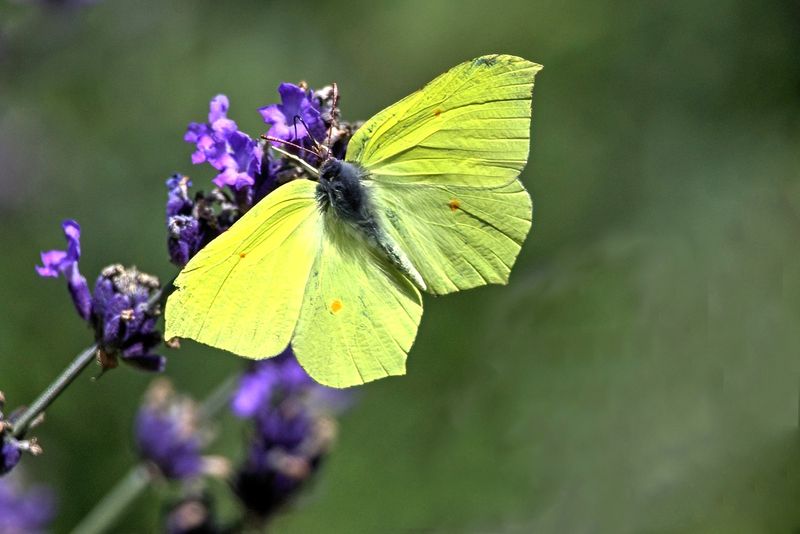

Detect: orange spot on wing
[434,108,442,117]
[239,252,247,258]
[448,199,461,211]
[330,299,343,313]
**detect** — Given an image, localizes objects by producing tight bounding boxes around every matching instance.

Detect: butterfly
[165,54,542,388]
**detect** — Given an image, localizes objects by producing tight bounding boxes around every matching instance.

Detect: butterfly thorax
[316,159,427,290]
[316,159,374,228]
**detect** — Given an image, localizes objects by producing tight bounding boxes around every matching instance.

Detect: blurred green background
[1,0,800,531]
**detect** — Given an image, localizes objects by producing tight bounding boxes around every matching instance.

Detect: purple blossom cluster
[36,222,165,372]
[134,350,347,530]
[134,379,209,480]
[231,349,344,519]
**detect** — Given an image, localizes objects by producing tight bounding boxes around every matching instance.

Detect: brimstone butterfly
[165,54,542,387]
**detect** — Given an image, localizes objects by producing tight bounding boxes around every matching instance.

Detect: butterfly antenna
[260,134,320,158]
[292,115,325,156]
[261,135,321,177]
[324,82,339,152]
[269,144,320,177]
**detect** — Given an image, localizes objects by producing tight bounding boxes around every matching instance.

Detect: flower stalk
[11,343,98,440]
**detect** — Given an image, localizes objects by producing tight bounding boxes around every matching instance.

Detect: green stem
[12,343,98,439]
[70,374,239,534]
[69,464,151,534]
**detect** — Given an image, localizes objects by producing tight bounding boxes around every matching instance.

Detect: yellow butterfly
[165,54,542,387]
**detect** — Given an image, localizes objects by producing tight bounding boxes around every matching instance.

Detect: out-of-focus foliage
[1,0,799,531]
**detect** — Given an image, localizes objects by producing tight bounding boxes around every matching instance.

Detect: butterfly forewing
[347,54,541,187]
[165,179,321,358]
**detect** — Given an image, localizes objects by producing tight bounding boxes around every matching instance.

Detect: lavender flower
[92,265,165,371]
[165,174,240,267]
[36,224,165,372]
[185,95,262,192]
[166,174,203,267]
[211,132,263,191]
[0,476,56,534]
[185,95,235,167]
[231,349,343,519]
[166,173,194,219]
[135,379,204,480]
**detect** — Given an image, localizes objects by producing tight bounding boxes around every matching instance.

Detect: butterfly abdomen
[316,159,426,290]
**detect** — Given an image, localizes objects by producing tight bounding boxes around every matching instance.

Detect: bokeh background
[1,0,800,531]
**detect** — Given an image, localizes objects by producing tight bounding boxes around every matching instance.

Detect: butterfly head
[316,159,370,222]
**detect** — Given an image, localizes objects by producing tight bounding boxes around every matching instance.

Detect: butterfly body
[166,54,542,387]
[317,158,426,290]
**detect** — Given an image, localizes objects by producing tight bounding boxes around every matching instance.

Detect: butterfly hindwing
[348,54,540,294]
[367,178,532,295]
[291,216,423,388]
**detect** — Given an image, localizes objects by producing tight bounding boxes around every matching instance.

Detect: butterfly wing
[347,54,541,295]
[291,217,423,388]
[165,179,321,358]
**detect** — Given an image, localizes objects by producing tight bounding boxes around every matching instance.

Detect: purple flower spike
[185,95,262,192]
[259,83,326,143]
[0,477,56,533]
[135,380,204,480]
[35,220,91,321]
[90,265,165,372]
[231,348,348,518]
